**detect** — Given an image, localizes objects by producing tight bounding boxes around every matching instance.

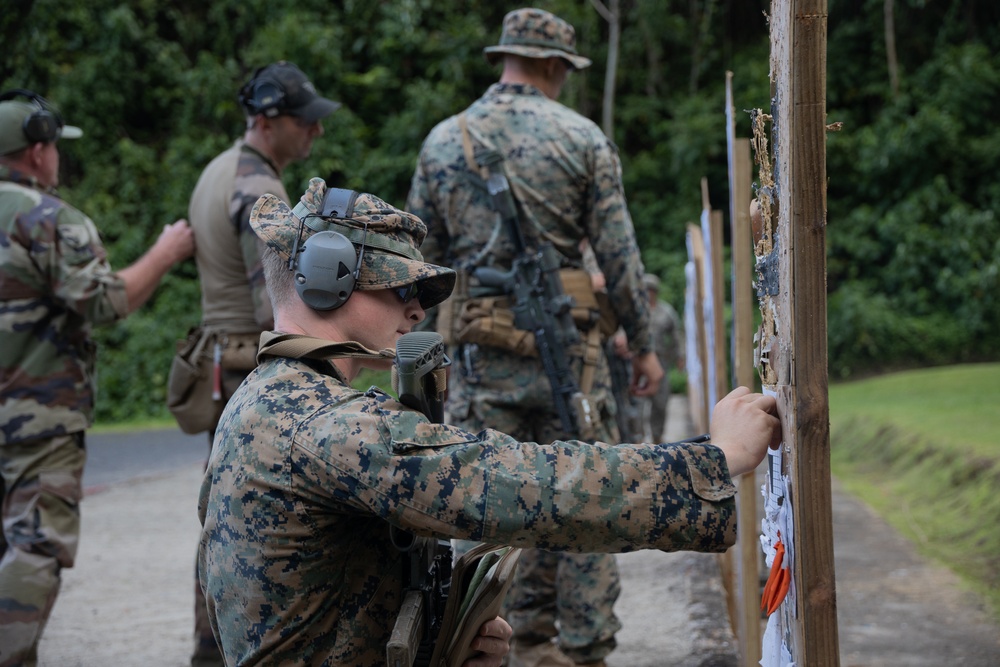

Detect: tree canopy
[2,0,997,421]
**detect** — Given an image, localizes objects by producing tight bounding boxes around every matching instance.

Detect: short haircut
[261,245,297,309]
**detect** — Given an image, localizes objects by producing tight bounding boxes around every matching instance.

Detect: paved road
[81,427,207,490]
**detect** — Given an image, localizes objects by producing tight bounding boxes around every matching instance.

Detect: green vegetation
[2,1,999,422]
[829,363,1000,616]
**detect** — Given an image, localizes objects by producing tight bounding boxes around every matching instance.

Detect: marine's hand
[630,350,663,397]
[462,616,512,667]
[709,386,781,477]
[155,218,195,264]
[611,330,630,359]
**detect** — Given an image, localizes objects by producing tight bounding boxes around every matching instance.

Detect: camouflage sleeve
[308,393,737,554]
[52,206,128,324]
[235,197,274,330]
[584,138,652,354]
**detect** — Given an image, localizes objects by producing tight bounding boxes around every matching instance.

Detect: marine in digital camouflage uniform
[405,9,664,666]
[197,176,779,667]
[185,62,339,667]
[0,90,193,666]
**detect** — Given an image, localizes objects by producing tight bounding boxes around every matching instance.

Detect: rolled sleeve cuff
[650,443,738,553]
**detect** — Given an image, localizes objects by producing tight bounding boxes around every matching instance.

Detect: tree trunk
[884,0,899,98]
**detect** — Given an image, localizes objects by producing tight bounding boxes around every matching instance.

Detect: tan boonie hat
[250,177,456,309]
[483,7,592,70]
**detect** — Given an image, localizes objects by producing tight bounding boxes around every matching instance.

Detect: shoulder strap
[458,112,488,182]
[257,331,394,365]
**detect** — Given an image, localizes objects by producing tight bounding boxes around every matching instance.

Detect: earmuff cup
[294,231,359,310]
[0,88,63,144]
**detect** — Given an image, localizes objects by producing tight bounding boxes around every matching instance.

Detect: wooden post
[726,71,763,666]
[684,223,710,433]
[753,0,839,663]
[700,180,737,631]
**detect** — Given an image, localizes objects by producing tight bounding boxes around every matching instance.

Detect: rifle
[471,151,595,440]
[387,332,453,667]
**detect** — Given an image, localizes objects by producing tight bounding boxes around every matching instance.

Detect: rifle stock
[387,333,453,667]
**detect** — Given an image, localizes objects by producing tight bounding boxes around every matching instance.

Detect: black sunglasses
[394,282,421,304]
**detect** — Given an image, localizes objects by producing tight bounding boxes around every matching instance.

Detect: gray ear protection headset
[0,89,66,144]
[288,188,366,311]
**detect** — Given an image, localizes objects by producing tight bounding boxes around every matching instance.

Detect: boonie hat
[251,177,456,309]
[483,8,592,70]
[0,96,83,156]
[239,61,340,123]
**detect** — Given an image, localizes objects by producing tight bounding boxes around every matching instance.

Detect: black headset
[237,67,286,118]
[0,88,65,145]
[289,188,366,311]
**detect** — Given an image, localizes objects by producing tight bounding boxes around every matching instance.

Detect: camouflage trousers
[449,344,622,663]
[639,366,671,443]
[192,368,248,667]
[0,432,85,667]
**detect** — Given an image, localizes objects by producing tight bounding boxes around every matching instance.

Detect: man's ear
[25,141,47,168]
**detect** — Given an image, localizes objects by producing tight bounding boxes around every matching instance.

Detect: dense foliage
[2,0,997,421]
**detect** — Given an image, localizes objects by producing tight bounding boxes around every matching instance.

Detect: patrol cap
[642,273,661,292]
[0,97,83,156]
[239,61,340,123]
[251,177,456,309]
[483,8,592,70]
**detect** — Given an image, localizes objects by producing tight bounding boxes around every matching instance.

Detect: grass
[829,362,1000,618]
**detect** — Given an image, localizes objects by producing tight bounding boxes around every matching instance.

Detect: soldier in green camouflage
[405,8,663,666]
[197,176,781,666]
[0,89,194,666]
[185,61,339,667]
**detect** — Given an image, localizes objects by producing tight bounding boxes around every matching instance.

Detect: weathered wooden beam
[758,0,839,663]
[726,69,763,667]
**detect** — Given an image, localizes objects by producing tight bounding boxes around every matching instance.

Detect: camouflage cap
[0,97,83,156]
[642,273,661,292]
[483,8,592,70]
[251,177,456,309]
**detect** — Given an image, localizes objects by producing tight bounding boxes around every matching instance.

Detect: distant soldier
[638,274,683,441]
[0,89,193,664]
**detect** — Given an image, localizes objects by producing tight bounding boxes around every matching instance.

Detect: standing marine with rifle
[406,8,663,667]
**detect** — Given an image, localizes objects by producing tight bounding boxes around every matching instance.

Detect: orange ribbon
[761,534,790,615]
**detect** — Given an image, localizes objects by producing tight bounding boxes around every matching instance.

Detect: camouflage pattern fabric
[198,353,737,666]
[0,432,85,666]
[446,342,624,662]
[406,82,653,660]
[252,177,455,308]
[189,140,287,333]
[0,165,124,665]
[187,139,293,665]
[506,550,621,658]
[641,299,683,441]
[605,335,645,443]
[0,166,127,444]
[406,82,651,354]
